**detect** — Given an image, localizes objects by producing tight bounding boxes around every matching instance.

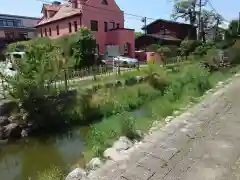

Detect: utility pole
[141,17,147,51]
[142,17,147,35]
[238,12,240,36]
[198,0,202,41]
[141,17,147,69]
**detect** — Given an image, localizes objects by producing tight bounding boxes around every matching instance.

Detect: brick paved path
[89,75,240,180]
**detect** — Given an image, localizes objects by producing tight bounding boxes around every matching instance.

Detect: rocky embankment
[0,100,29,143]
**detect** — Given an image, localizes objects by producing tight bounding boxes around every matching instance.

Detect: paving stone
[121,164,155,180]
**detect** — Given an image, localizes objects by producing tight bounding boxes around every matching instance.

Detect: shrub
[180,40,202,58]
[194,41,216,57]
[1,42,77,132]
[92,83,160,117]
[121,116,139,140]
[68,89,102,125]
[165,64,211,101]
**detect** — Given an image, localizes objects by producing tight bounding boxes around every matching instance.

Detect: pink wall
[107,29,135,57]
[81,0,124,54]
[37,15,81,38]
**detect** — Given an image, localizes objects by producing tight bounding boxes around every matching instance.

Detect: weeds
[83,62,240,162]
[36,166,63,180]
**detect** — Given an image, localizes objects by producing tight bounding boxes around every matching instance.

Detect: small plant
[37,166,63,180]
[121,116,139,140]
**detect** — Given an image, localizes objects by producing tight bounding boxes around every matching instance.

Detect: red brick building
[135,19,197,50]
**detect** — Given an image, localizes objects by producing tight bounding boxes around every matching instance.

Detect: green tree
[200,10,223,41]
[228,19,239,38]
[1,42,74,130]
[72,27,97,69]
[135,32,144,39]
[171,0,198,38]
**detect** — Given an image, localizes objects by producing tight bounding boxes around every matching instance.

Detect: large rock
[0,126,5,140]
[0,100,18,116]
[112,136,133,152]
[86,157,102,171]
[4,123,22,139]
[103,148,123,161]
[65,168,90,180]
[0,116,9,126]
[8,114,22,123]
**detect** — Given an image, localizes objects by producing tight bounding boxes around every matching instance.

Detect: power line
[206,0,230,23]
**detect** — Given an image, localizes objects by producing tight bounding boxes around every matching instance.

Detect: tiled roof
[37,5,81,26]
[143,19,196,30]
[43,4,62,11]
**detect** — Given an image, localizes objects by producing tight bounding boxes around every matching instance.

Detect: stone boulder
[4,123,22,139]
[103,148,123,161]
[0,116,9,126]
[65,168,90,180]
[112,136,133,152]
[86,157,102,171]
[0,100,18,116]
[21,129,29,138]
[0,126,5,140]
[135,76,144,83]
[8,114,22,123]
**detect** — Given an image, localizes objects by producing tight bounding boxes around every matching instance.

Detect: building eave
[0,13,40,20]
[36,13,81,27]
[142,19,196,30]
[0,26,37,31]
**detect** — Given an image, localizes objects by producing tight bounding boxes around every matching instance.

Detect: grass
[36,166,64,180]
[82,63,240,162]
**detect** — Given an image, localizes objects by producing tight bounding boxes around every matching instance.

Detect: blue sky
[0,0,239,31]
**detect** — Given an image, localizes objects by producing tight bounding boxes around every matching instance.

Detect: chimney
[69,0,86,8]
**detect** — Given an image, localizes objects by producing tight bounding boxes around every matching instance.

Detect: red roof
[43,4,62,11]
[37,5,81,26]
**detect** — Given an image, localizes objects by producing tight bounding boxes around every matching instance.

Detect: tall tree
[135,32,144,39]
[200,10,224,41]
[228,19,239,38]
[171,0,198,39]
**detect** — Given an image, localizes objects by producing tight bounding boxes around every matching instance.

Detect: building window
[91,20,98,31]
[0,19,4,26]
[101,0,108,5]
[4,31,14,40]
[0,19,22,27]
[44,28,47,36]
[109,22,115,30]
[13,20,22,27]
[56,25,59,35]
[116,23,120,29]
[49,28,52,36]
[74,21,78,32]
[40,29,43,37]
[69,22,72,33]
[104,22,108,32]
[6,20,13,26]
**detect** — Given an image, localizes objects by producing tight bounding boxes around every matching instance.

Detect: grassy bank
[83,63,240,162]
[36,63,240,180]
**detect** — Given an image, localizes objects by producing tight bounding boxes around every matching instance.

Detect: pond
[0,127,89,180]
[0,108,148,180]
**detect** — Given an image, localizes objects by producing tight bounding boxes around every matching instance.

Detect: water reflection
[0,127,86,180]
